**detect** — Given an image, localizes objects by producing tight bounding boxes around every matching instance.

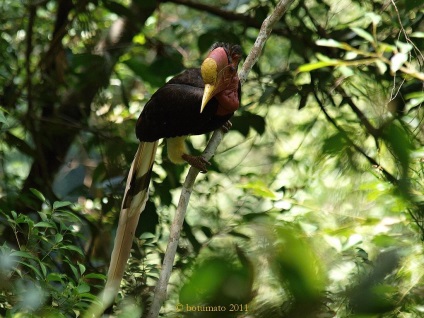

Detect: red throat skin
[215,73,240,116]
[216,89,239,115]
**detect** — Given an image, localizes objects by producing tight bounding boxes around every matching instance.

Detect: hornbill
[104,43,242,301]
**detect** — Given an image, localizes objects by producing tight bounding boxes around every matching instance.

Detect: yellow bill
[200,83,215,113]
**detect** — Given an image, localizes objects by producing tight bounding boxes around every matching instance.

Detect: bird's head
[200,43,242,113]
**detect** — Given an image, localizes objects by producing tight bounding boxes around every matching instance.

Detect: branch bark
[146,1,294,317]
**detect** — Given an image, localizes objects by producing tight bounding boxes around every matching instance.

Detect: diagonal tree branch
[162,0,291,37]
[146,1,295,317]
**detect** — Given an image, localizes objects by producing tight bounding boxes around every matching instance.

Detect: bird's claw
[221,121,232,133]
[182,154,211,173]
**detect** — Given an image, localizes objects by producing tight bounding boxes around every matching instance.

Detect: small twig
[335,86,380,138]
[146,1,294,317]
[312,90,397,184]
[390,0,424,64]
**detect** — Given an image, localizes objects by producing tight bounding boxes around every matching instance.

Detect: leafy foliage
[1,0,424,317]
[0,196,105,316]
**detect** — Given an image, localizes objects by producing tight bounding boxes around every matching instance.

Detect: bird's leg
[167,137,211,173]
[221,120,232,133]
[181,154,211,173]
[181,121,232,172]
[181,121,232,173]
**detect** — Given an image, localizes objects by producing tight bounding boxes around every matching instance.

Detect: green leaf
[54,233,63,243]
[351,27,374,43]
[231,111,266,136]
[390,53,408,72]
[40,261,47,278]
[383,122,412,177]
[294,72,311,85]
[405,91,424,100]
[297,60,341,73]
[53,210,82,224]
[375,60,387,74]
[273,226,325,300]
[238,180,277,199]
[372,234,399,247]
[47,272,65,282]
[0,109,7,124]
[53,201,73,210]
[11,250,36,259]
[146,269,160,278]
[34,221,56,229]
[410,32,424,38]
[344,234,363,250]
[180,256,252,305]
[84,273,106,280]
[38,211,49,222]
[17,260,43,279]
[323,235,342,252]
[247,112,266,135]
[30,188,46,202]
[139,232,156,240]
[405,92,424,108]
[15,214,33,225]
[69,263,79,279]
[78,263,86,275]
[62,245,84,256]
[77,283,90,294]
[37,308,67,318]
[316,38,345,48]
[133,33,146,45]
[298,92,308,110]
[395,41,413,54]
[79,292,99,301]
[356,247,369,261]
[322,132,347,155]
[259,86,277,104]
[365,12,381,26]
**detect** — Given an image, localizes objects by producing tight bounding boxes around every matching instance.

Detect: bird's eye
[232,54,241,62]
[230,65,236,73]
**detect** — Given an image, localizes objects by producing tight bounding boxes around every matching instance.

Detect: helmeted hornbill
[104,43,242,300]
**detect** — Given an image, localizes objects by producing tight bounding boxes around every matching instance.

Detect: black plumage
[136,68,241,142]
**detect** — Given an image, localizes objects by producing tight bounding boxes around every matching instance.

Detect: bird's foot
[182,154,211,173]
[221,120,232,133]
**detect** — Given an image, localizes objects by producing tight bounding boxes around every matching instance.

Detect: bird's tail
[102,141,158,305]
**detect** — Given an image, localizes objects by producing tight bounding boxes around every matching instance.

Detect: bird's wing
[135,83,230,141]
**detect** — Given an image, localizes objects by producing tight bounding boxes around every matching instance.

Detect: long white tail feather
[102,141,158,305]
